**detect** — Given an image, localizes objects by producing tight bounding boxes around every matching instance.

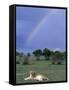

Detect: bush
[22,55,29,65]
[52,62,55,64]
[57,61,62,65]
[16,61,20,64]
[23,62,29,65]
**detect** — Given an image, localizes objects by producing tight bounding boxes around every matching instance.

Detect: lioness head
[29,71,36,77]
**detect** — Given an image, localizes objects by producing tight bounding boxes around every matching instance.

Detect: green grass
[16,60,66,84]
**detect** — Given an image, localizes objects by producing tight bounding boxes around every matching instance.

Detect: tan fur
[24,71,49,81]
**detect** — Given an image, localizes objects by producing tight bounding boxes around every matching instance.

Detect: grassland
[16,60,66,84]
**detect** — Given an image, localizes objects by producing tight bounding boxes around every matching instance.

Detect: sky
[16,6,66,53]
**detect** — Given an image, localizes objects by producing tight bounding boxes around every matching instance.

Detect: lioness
[24,71,49,81]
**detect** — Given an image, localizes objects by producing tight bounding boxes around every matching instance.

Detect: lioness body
[24,71,49,81]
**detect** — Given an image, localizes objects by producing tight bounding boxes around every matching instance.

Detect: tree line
[16,48,66,65]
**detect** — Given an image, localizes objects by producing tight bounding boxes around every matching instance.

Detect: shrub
[16,61,20,64]
[52,62,55,64]
[23,62,29,65]
[57,61,62,65]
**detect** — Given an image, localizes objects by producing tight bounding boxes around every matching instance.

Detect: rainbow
[26,9,58,44]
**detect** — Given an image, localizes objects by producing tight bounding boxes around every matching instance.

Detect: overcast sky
[16,6,66,53]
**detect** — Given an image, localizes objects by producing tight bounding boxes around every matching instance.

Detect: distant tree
[63,51,66,60]
[51,51,64,64]
[43,48,51,60]
[33,49,42,61]
[20,52,23,56]
[54,51,64,61]
[27,53,31,56]
[49,51,55,60]
[19,52,24,64]
[23,53,30,65]
[16,51,20,56]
